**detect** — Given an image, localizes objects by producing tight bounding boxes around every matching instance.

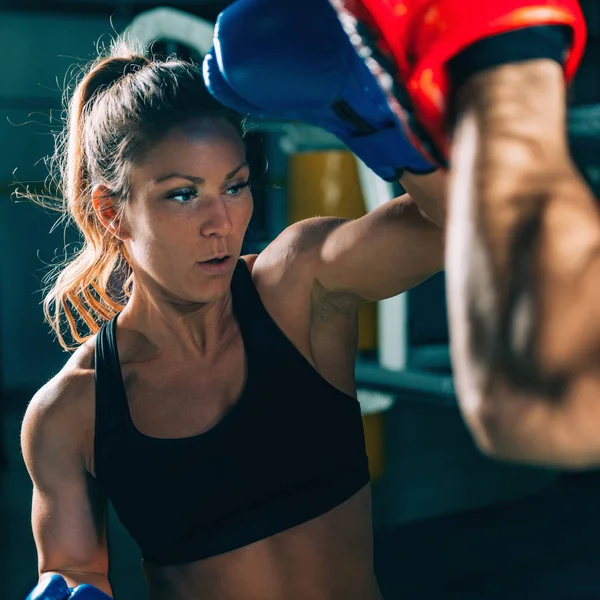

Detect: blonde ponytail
[34,39,241,350]
[44,55,133,348]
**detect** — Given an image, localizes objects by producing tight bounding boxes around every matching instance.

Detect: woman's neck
[116,286,236,362]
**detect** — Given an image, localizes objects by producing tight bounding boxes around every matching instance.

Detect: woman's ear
[91,184,129,240]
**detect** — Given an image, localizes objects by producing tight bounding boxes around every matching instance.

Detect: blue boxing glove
[25,575,112,600]
[69,584,112,598]
[203,0,436,181]
[26,575,71,600]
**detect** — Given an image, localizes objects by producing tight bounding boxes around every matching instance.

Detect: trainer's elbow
[461,395,528,463]
[461,380,600,471]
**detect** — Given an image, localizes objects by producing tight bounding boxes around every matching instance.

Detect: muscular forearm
[448,59,600,395]
[454,60,569,280]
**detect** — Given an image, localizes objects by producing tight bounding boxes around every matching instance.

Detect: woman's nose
[200,197,233,238]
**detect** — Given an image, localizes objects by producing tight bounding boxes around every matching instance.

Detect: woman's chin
[186,279,232,306]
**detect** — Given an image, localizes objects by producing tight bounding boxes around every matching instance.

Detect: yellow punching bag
[288,150,385,480]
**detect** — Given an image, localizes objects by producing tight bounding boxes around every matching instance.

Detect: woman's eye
[166,188,197,203]
[226,180,250,196]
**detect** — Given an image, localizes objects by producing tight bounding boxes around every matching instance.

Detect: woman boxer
[21,42,444,600]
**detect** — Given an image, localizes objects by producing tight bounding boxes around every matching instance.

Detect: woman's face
[122,118,252,306]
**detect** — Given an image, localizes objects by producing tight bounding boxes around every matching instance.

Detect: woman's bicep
[22,386,109,579]
[257,198,443,308]
[316,195,444,302]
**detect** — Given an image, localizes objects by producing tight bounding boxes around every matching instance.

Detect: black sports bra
[94,259,370,565]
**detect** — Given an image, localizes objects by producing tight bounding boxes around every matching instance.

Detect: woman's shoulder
[32,339,96,408]
[22,339,98,465]
[247,217,346,288]
[239,220,345,343]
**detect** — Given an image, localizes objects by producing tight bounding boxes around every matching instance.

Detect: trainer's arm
[21,379,112,595]
[447,58,600,468]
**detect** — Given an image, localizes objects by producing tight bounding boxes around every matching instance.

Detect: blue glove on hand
[26,575,70,600]
[69,584,112,598]
[203,0,436,181]
[26,575,112,599]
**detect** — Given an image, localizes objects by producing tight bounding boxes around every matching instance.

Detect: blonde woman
[21,42,445,600]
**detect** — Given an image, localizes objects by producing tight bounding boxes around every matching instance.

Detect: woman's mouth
[196,255,234,274]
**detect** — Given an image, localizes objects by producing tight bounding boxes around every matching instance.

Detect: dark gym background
[0,1,599,599]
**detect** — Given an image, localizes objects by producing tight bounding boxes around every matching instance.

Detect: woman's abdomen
[143,484,381,600]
